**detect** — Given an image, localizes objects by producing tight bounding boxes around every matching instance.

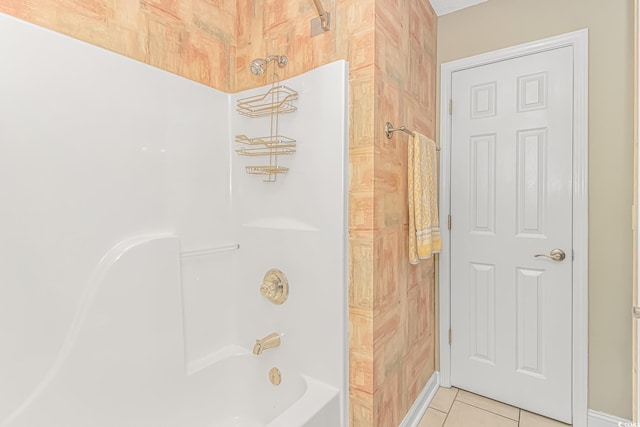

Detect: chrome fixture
[534,248,566,262]
[249,55,288,77]
[310,0,330,36]
[253,332,281,355]
[260,268,289,304]
[385,122,441,151]
[385,121,415,139]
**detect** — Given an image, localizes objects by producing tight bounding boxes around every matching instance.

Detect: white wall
[0,12,233,422]
[0,12,348,426]
[230,61,349,424]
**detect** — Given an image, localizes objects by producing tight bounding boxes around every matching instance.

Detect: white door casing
[450,46,572,423]
[636,0,640,421]
[439,30,589,427]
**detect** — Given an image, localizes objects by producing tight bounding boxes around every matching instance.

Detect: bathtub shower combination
[0,13,348,427]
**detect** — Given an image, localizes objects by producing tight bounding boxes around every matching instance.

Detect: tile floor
[417,387,572,427]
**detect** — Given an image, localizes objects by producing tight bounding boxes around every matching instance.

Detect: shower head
[249,55,288,76]
[249,58,267,76]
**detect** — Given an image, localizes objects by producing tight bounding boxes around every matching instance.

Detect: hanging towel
[408,132,441,264]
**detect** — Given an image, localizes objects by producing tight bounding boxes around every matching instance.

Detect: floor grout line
[426,387,570,427]
[441,406,452,427]
[437,388,458,427]
[450,398,520,422]
[453,401,521,424]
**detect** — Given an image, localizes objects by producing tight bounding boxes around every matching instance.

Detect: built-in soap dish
[260,268,288,304]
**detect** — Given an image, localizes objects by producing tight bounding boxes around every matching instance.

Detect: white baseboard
[398,371,441,427]
[588,410,632,427]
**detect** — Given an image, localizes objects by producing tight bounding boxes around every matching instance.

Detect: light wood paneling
[0,0,236,91]
[373,0,437,423]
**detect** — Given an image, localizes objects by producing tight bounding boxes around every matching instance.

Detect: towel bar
[384,122,441,151]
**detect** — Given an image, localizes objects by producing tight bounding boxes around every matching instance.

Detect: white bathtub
[190,352,340,427]
[0,236,340,427]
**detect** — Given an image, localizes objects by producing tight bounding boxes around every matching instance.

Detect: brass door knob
[534,248,566,262]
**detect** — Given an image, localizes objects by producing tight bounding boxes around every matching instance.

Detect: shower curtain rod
[311,0,330,32]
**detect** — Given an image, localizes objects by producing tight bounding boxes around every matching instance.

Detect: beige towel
[408,132,441,264]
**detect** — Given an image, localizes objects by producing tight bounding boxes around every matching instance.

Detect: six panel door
[450,46,574,423]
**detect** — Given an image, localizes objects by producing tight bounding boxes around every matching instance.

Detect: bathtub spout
[252,332,281,355]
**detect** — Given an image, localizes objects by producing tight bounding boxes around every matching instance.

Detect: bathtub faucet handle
[252,332,281,355]
[259,269,289,305]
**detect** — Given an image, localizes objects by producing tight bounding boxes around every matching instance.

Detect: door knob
[534,248,566,262]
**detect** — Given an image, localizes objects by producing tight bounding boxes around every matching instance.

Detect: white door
[450,46,573,423]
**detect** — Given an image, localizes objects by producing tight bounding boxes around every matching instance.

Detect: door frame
[438,29,589,425]
[635,0,639,421]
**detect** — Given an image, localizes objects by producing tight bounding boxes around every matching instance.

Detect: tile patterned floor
[417,387,572,427]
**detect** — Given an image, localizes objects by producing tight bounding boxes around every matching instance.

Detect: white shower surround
[0,12,348,427]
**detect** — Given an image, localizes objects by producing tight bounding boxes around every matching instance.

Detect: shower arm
[311,0,330,32]
[269,55,288,67]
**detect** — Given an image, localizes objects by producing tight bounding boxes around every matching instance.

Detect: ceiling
[429,0,487,16]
